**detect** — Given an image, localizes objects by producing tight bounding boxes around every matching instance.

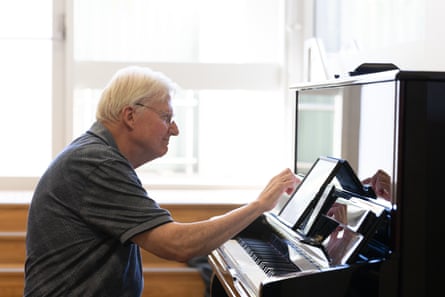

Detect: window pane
[315,0,425,53]
[0,0,52,38]
[193,89,288,183]
[71,0,286,186]
[0,40,52,176]
[0,0,52,177]
[74,0,283,63]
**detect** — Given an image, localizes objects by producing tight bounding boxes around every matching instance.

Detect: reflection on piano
[209,157,392,297]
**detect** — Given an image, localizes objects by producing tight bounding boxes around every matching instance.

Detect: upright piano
[209,68,445,297]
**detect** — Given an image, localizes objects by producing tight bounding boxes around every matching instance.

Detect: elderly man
[24,66,299,297]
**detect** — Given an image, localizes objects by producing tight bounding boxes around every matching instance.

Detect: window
[68,0,291,187]
[0,0,305,194]
[0,0,53,181]
[313,0,425,76]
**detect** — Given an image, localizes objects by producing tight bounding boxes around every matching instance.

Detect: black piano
[209,68,445,297]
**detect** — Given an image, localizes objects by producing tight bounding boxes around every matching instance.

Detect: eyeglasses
[135,103,174,125]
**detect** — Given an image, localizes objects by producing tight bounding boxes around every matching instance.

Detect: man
[24,66,299,296]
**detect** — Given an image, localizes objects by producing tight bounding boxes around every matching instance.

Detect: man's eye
[161,115,173,123]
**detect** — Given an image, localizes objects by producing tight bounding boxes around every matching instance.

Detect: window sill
[0,188,260,205]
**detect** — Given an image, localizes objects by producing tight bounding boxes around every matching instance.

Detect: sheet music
[279,157,338,228]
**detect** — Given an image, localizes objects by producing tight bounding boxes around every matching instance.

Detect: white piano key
[220,239,268,296]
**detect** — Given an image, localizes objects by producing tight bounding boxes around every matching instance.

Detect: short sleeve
[80,157,173,244]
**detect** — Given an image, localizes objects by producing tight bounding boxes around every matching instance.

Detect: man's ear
[121,106,137,129]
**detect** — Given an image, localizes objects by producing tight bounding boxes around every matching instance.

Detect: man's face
[131,100,179,162]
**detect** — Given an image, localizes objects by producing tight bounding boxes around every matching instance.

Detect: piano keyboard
[236,237,301,277]
[219,239,269,296]
[218,236,323,296]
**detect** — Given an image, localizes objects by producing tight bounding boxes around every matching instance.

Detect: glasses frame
[135,103,175,125]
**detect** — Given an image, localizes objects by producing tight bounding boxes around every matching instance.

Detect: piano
[209,156,392,297]
[209,68,445,297]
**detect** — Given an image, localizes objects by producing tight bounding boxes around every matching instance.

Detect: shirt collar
[87,121,119,150]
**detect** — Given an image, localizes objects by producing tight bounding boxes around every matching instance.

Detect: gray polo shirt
[24,121,173,297]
